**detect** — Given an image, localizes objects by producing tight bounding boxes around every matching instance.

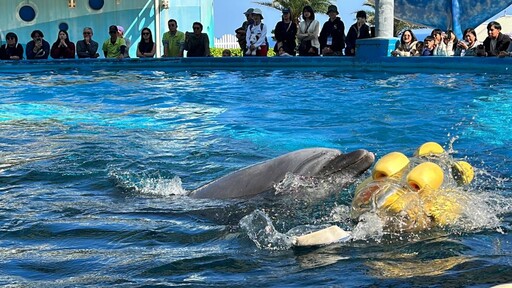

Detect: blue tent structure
[371,0,512,37]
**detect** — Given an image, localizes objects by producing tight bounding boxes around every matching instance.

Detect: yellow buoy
[372,152,410,180]
[406,162,444,192]
[452,161,474,185]
[414,142,444,157]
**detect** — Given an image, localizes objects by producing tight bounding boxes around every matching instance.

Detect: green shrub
[210,47,276,57]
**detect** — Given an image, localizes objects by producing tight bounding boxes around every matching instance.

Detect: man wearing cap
[345,10,371,56]
[235,8,254,55]
[319,5,346,56]
[163,19,185,57]
[102,25,127,59]
[245,8,268,56]
[274,8,297,55]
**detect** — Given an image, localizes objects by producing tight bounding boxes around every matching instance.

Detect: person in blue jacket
[26,30,50,60]
[319,5,345,56]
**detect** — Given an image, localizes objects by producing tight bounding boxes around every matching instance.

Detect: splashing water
[109,169,188,197]
[273,172,355,203]
[239,210,294,250]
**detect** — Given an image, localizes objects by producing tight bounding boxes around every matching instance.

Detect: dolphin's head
[272,148,375,202]
[292,148,375,178]
[319,149,375,178]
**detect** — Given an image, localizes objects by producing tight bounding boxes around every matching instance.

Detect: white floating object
[292,225,351,247]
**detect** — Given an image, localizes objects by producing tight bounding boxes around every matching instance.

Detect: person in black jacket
[319,5,345,56]
[183,22,210,57]
[482,21,511,57]
[76,27,99,58]
[0,32,23,60]
[274,8,297,56]
[345,10,371,56]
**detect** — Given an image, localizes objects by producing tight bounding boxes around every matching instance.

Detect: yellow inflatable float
[351,141,474,231]
[291,142,475,247]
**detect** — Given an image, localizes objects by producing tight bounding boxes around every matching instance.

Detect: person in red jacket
[50,30,76,59]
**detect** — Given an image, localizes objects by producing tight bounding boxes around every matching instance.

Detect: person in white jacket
[391,29,418,57]
[297,5,320,56]
[245,8,268,56]
[434,30,457,56]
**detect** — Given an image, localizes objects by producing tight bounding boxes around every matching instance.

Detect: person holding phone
[26,30,50,60]
[455,28,481,56]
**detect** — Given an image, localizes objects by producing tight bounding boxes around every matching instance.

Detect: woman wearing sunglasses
[136,28,156,58]
[0,32,23,60]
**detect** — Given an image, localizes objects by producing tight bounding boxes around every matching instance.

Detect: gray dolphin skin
[189,148,375,199]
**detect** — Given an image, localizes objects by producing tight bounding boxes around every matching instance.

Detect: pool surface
[0,68,511,286]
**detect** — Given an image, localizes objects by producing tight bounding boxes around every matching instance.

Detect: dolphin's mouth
[322,149,375,177]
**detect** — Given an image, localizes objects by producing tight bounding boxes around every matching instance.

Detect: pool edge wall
[1,56,511,74]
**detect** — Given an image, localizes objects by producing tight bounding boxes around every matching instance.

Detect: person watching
[117,26,130,58]
[102,25,127,59]
[26,30,50,60]
[0,32,23,60]
[455,28,481,56]
[345,10,371,56]
[183,22,211,57]
[297,5,320,56]
[236,8,254,56]
[319,5,346,56]
[391,29,418,57]
[483,21,511,56]
[50,29,76,59]
[274,8,297,56]
[137,28,156,58]
[245,8,268,56]
[76,27,99,58]
[162,19,185,57]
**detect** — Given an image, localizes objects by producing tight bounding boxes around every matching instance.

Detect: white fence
[214,34,239,49]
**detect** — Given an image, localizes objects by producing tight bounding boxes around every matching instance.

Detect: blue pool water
[0,68,511,287]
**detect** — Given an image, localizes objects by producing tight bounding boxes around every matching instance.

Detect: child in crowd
[410,41,423,56]
[222,49,231,57]
[245,8,268,56]
[422,36,435,56]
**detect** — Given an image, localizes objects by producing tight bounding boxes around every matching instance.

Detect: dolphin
[189,148,375,199]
